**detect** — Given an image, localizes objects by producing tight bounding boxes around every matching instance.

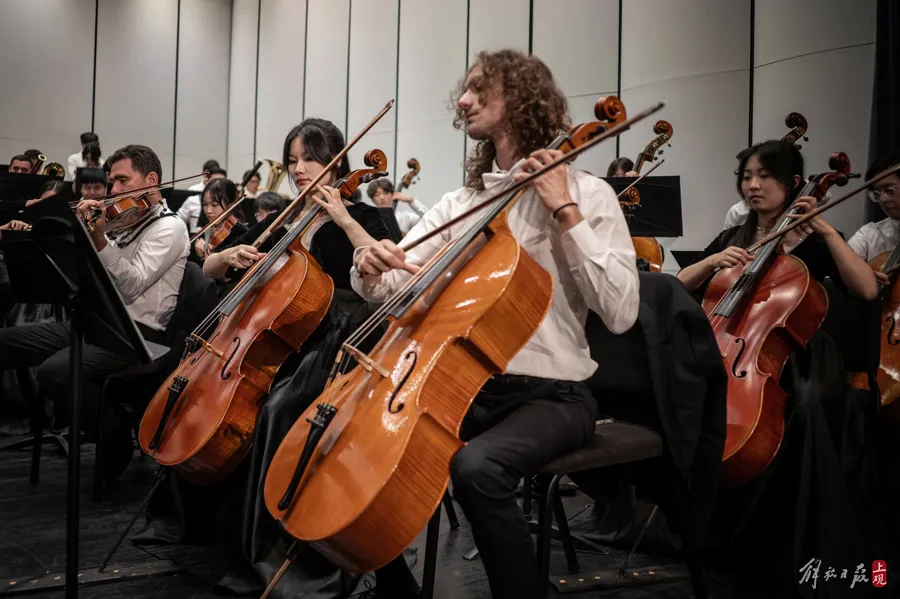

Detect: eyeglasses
[868,185,897,203]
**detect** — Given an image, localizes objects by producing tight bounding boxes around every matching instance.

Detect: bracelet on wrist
[552,202,577,219]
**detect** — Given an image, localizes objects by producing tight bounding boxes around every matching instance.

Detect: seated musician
[75,167,108,202]
[252,190,286,223]
[847,153,900,277]
[177,161,225,235]
[350,49,639,599]
[243,168,261,199]
[190,178,248,263]
[366,178,427,236]
[606,156,638,177]
[67,132,103,180]
[0,144,188,477]
[676,140,876,595]
[8,154,32,174]
[143,118,394,594]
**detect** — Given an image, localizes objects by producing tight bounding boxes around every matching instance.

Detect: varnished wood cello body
[262,98,634,573]
[705,152,853,486]
[853,248,900,425]
[138,152,389,485]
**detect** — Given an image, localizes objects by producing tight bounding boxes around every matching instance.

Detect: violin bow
[69,173,205,208]
[616,158,665,199]
[189,160,263,243]
[400,102,665,253]
[252,100,396,248]
[747,162,900,253]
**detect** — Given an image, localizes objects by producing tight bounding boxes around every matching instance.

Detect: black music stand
[605,175,683,238]
[2,192,167,598]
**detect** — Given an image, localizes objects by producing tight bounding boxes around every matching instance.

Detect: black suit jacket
[586,271,727,539]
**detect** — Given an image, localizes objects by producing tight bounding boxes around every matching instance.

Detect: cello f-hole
[221,337,241,380]
[886,316,900,347]
[731,338,748,378]
[386,350,418,414]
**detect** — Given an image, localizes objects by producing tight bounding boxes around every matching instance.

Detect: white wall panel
[175,0,231,184]
[621,0,750,91]
[0,0,96,169]
[95,0,178,179]
[304,0,350,132]
[468,0,529,63]
[227,0,259,179]
[256,0,307,194]
[621,72,750,270]
[532,1,619,178]
[533,0,618,97]
[753,46,875,239]
[346,0,398,191]
[754,0,876,67]
[620,0,751,272]
[395,1,468,207]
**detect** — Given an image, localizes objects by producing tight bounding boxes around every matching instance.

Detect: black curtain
[866,0,900,223]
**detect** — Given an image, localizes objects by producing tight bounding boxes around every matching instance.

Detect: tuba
[42,162,66,178]
[263,158,287,193]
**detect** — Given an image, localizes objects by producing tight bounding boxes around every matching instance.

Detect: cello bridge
[188,334,224,359]
[341,343,390,379]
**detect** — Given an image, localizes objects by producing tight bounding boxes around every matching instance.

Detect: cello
[704,152,855,487]
[259,99,661,584]
[138,149,390,484]
[852,244,900,425]
[626,120,673,272]
[781,112,809,148]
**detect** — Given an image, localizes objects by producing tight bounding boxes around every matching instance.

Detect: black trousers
[0,321,162,436]
[378,375,597,598]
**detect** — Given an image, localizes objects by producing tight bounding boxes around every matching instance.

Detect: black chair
[93,261,218,500]
[527,421,706,598]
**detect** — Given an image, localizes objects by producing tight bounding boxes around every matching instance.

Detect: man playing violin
[0,144,188,478]
[351,49,640,599]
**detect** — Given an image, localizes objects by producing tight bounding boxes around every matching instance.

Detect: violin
[260,98,661,584]
[703,151,855,487]
[138,149,389,485]
[79,173,204,232]
[781,112,809,149]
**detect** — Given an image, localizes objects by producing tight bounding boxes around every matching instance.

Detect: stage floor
[0,437,719,598]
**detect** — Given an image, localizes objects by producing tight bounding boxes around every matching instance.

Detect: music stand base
[0,560,184,596]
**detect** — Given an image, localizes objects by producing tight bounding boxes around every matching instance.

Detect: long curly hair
[452,50,570,190]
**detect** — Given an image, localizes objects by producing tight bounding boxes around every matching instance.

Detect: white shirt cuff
[97,241,119,267]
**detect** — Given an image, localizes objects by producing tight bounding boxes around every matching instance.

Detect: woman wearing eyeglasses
[847,153,900,281]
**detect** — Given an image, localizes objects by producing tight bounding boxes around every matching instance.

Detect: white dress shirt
[98,207,190,331]
[67,151,105,181]
[394,198,428,235]
[724,200,749,229]
[351,160,640,382]
[177,195,202,234]
[177,180,208,234]
[847,217,900,262]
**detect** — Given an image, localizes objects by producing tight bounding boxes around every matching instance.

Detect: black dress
[693,227,873,598]
[136,204,394,598]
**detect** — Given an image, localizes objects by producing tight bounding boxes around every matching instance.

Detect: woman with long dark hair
[678,140,876,598]
[190,177,247,266]
[137,118,394,598]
